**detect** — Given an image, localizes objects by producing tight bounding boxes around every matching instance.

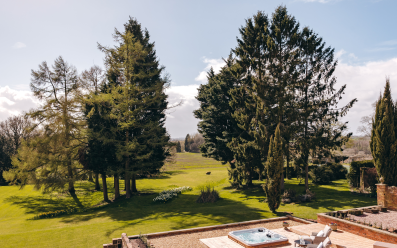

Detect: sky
[1,0,397,138]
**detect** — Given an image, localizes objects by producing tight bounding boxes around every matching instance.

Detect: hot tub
[228,228,289,248]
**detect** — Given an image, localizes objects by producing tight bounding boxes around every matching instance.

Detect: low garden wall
[318,212,397,244]
[103,216,313,248]
[377,184,397,210]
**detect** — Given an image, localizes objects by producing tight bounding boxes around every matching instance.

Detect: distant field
[0,153,375,248]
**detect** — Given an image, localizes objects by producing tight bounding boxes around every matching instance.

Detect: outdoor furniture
[294,239,311,247]
[301,225,332,244]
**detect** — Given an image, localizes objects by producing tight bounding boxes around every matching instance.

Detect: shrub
[347,160,375,187]
[327,163,348,180]
[196,183,219,203]
[298,189,316,202]
[153,186,192,203]
[309,165,333,184]
[282,188,297,203]
[365,168,378,197]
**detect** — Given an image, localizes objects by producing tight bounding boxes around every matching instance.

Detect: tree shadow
[58,193,268,237]
[143,171,187,180]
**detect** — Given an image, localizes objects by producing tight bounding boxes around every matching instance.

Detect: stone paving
[200,223,377,248]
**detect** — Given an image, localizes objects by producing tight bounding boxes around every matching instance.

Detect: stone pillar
[377,183,387,207]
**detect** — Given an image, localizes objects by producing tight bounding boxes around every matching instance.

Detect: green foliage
[263,125,283,213]
[309,165,333,185]
[309,163,347,185]
[347,160,375,187]
[176,141,182,153]
[370,79,397,186]
[4,57,85,194]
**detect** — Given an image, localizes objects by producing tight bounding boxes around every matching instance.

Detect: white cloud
[0,86,39,121]
[335,57,397,135]
[335,49,346,58]
[12,42,27,49]
[194,57,226,83]
[165,84,200,139]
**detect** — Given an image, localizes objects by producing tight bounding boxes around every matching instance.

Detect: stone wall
[377,184,397,210]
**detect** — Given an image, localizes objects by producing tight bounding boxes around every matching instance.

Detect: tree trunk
[88,171,93,182]
[114,173,120,199]
[68,166,75,194]
[125,130,131,198]
[258,168,262,181]
[286,143,290,180]
[95,173,100,190]
[131,173,137,192]
[280,169,285,192]
[101,173,109,202]
[304,154,309,191]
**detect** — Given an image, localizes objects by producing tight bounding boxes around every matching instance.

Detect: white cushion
[323,225,332,237]
[317,242,324,248]
[317,230,325,237]
[323,237,331,245]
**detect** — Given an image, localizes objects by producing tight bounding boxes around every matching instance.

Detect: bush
[309,163,347,185]
[327,163,348,180]
[364,168,378,197]
[196,183,219,203]
[282,188,296,203]
[298,189,316,202]
[309,165,333,184]
[347,160,375,187]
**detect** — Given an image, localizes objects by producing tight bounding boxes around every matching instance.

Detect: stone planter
[330,223,338,231]
[283,222,290,229]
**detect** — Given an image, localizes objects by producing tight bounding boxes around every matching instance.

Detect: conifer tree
[194,56,242,170]
[97,19,170,197]
[184,134,191,152]
[370,80,397,186]
[263,124,283,213]
[294,27,356,190]
[80,65,119,201]
[176,141,182,153]
[4,57,85,194]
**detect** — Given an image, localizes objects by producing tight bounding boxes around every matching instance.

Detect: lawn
[0,153,376,248]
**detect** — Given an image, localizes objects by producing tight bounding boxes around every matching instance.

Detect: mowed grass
[0,153,376,248]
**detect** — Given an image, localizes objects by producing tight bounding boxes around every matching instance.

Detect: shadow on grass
[143,170,187,180]
[229,179,377,213]
[59,193,268,236]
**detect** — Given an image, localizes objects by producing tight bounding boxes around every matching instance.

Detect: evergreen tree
[80,65,119,201]
[184,134,191,152]
[97,19,170,197]
[263,124,283,213]
[176,141,182,153]
[4,57,85,194]
[294,27,356,190]
[194,55,241,168]
[370,80,397,186]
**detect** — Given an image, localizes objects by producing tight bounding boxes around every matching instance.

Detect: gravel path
[147,220,304,248]
[350,210,397,230]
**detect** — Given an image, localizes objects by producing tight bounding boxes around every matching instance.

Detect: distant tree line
[2,18,173,201]
[194,6,356,212]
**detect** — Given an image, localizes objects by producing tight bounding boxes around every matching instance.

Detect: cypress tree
[370,80,397,186]
[176,141,182,153]
[263,124,283,213]
[184,134,191,152]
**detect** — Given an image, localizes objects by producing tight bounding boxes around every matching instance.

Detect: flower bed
[317,207,397,244]
[152,186,192,203]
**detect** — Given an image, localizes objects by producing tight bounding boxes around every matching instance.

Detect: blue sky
[1,0,397,138]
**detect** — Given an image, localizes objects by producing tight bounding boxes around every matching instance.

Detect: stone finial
[380,176,384,184]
